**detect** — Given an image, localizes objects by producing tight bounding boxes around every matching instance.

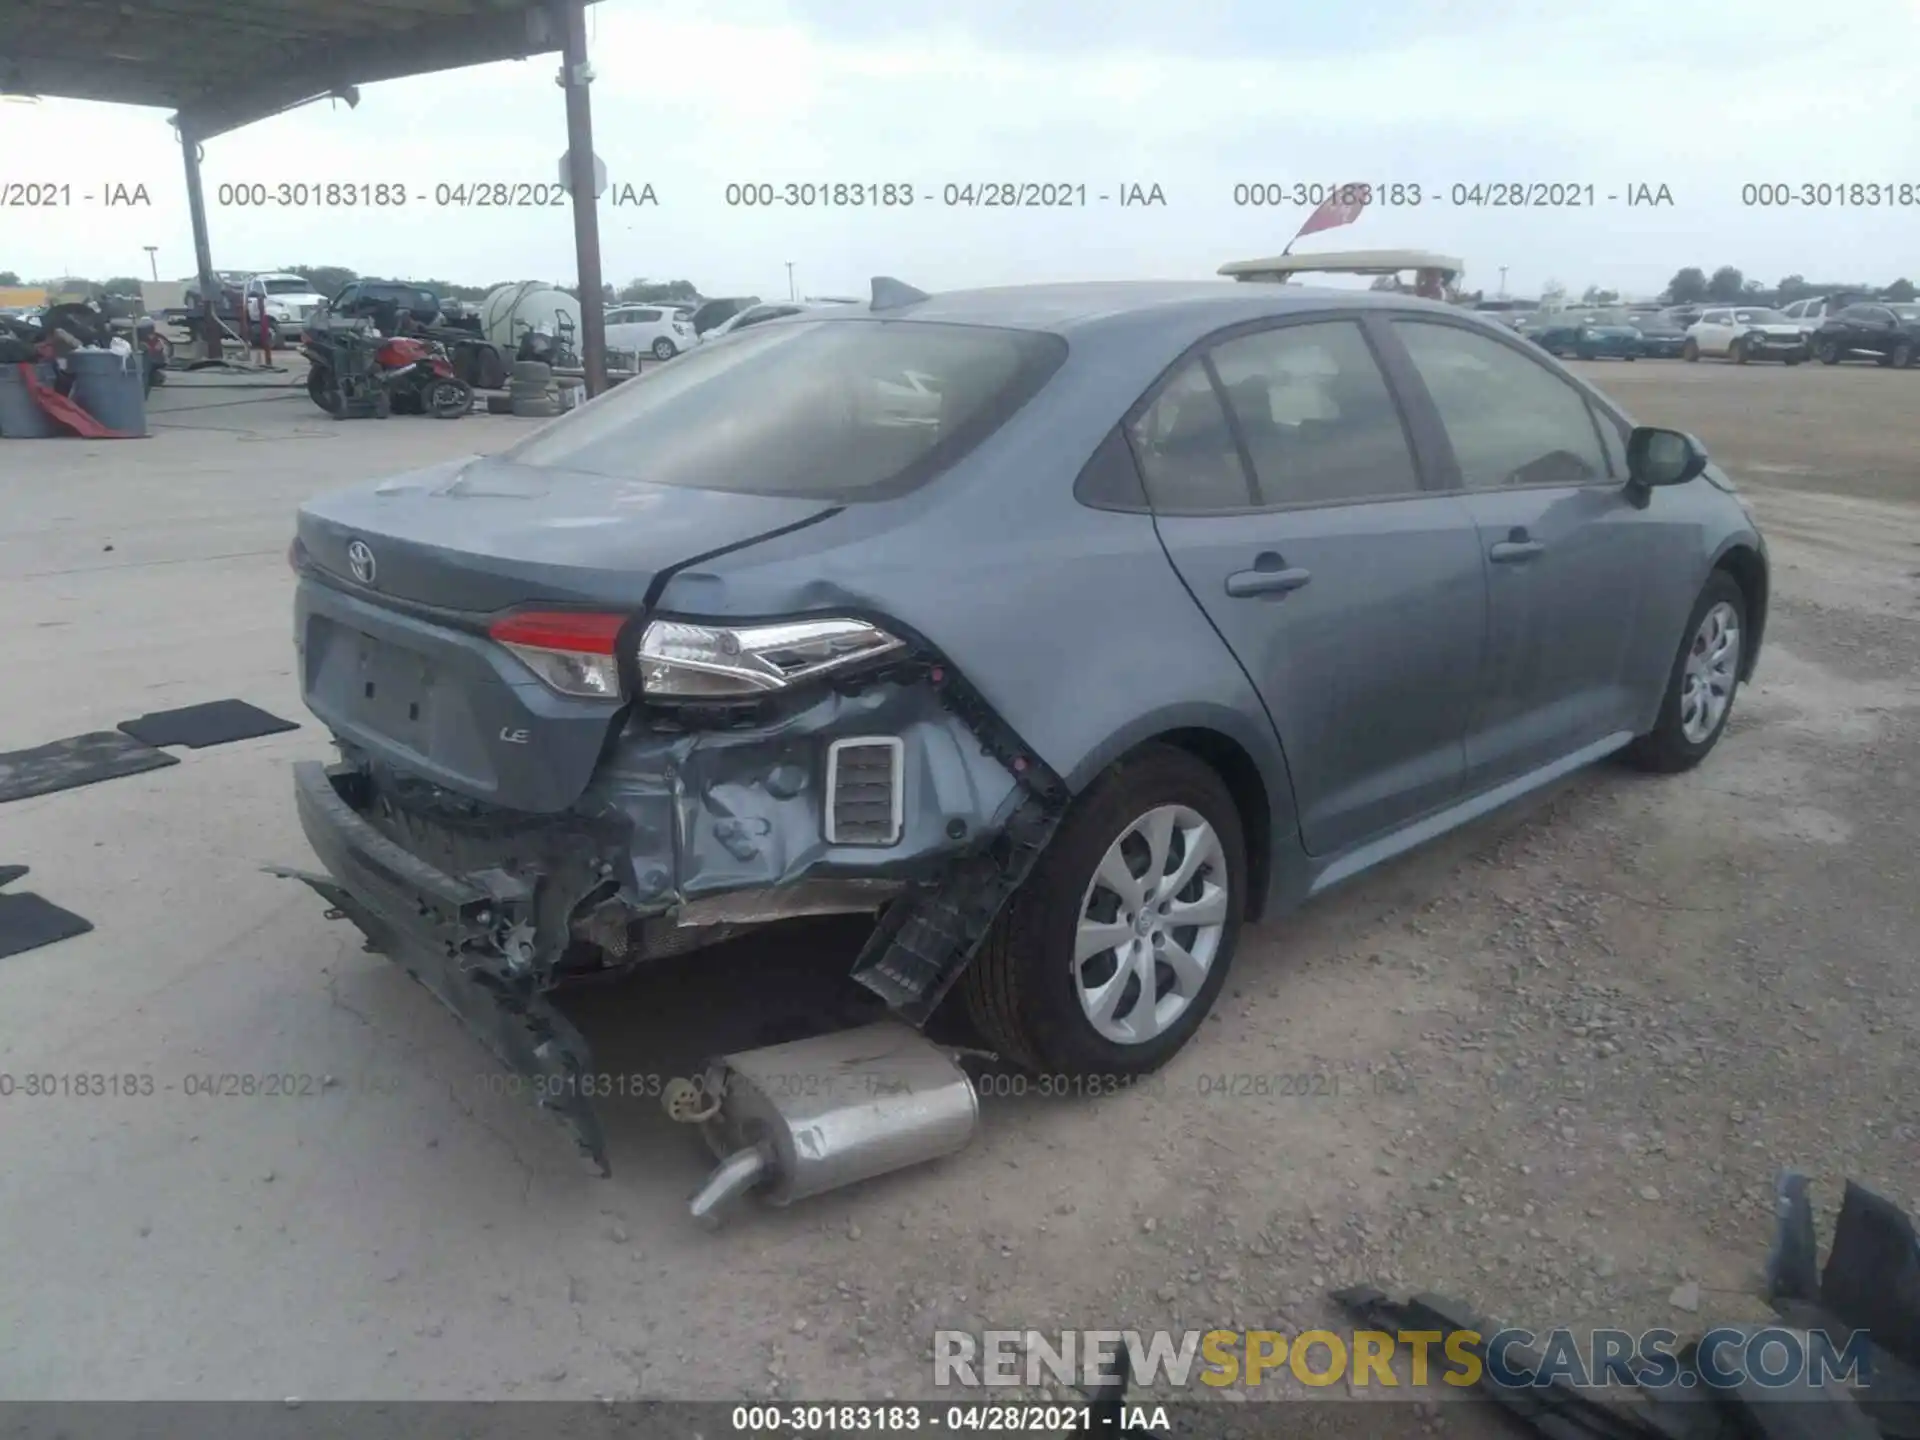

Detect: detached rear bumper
[276,760,611,1172]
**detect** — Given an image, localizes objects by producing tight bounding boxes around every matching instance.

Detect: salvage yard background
[0,357,1914,1421]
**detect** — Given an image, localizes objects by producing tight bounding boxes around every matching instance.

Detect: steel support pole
[178,123,223,361]
[557,0,607,395]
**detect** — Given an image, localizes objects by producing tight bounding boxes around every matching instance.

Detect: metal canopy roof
[1,0,583,138]
[1220,250,1466,280]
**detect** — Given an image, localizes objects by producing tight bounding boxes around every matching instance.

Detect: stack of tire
[508,360,558,419]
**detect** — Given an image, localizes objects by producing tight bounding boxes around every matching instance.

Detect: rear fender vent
[825,736,905,847]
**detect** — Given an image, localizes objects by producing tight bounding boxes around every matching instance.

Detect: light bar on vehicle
[637,617,906,699]
[489,610,628,700]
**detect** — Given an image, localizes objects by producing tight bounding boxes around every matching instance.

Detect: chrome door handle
[1489,526,1545,563]
[1225,558,1312,597]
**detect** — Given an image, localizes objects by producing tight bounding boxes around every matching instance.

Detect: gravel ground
[0,359,1914,1429]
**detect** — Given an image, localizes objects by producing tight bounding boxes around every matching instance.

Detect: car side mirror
[1626,427,1708,490]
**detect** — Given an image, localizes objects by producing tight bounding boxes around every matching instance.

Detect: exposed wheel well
[1714,545,1767,680]
[1150,727,1273,922]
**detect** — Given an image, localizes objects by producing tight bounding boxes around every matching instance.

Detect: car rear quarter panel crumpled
[583,678,1027,908]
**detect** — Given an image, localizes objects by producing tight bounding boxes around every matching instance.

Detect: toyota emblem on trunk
[346,540,377,586]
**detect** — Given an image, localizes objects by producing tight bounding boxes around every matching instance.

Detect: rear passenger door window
[1205,321,1421,507]
[1390,321,1610,488]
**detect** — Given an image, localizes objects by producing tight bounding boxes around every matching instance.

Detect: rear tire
[1818,339,1842,364]
[1732,338,1750,365]
[428,378,473,418]
[962,745,1246,1076]
[306,362,342,415]
[1682,339,1699,362]
[651,337,677,360]
[1622,571,1748,774]
[1894,341,1915,369]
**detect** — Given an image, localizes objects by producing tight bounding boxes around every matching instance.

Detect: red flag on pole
[1288,186,1370,249]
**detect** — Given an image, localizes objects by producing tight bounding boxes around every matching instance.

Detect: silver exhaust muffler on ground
[676,1021,979,1225]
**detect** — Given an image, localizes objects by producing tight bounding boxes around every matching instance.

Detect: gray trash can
[0,361,60,439]
[67,349,148,436]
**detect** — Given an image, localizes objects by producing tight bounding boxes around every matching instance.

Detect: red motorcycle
[303,330,472,419]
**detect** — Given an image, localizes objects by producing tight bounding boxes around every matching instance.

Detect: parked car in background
[604,304,691,360]
[1628,310,1690,358]
[326,279,445,332]
[1779,293,1873,336]
[1810,302,1920,367]
[281,280,1769,1168]
[689,296,761,342]
[1683,307,1808,364]
[1530,309,1642,360]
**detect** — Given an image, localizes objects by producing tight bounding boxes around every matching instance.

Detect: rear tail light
[636,617,906,699]
[488,609,628,700]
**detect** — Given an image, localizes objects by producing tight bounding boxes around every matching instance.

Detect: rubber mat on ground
[0,730,178,804]
[118,699,298,749]
[0,867,94,960]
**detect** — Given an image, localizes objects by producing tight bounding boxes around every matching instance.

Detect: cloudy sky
[4,0,1918,300]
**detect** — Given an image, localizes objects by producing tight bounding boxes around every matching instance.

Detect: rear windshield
[507,318,1068,500]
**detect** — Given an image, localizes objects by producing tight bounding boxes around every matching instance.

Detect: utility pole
[556,0,607,396]
[1498,266,1508,298]
[786,262,795,301]
[143,246,159,281]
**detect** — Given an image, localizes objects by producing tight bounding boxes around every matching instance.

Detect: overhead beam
[171,4,561,137]
[0,3,582,125]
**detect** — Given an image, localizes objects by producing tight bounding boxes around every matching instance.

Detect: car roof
[797,280,1471,345]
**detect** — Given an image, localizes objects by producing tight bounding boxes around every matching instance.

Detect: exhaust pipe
[685,1021,979,1225]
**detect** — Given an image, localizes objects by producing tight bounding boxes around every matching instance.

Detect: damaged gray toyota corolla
[279,277,1768,1173]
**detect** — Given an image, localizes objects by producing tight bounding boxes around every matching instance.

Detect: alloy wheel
[1073,804,1229,1046]
[1680,601,1741,744]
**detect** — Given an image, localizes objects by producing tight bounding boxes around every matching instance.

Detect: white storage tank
[479,283,582,362]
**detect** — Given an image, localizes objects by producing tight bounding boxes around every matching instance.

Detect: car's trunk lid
[294,456,841,813]
[296,455,840,613]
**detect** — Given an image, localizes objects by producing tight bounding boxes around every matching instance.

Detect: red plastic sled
[17,361,134,439]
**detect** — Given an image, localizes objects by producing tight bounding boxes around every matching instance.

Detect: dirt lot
[0,358,1915,1423]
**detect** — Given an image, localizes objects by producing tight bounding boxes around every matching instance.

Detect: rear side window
[1207,320,1421,507]
[507,319,1067,500]
[1393,321,1609,489]
[632,308,661,322]
[1125,359,1251,513]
